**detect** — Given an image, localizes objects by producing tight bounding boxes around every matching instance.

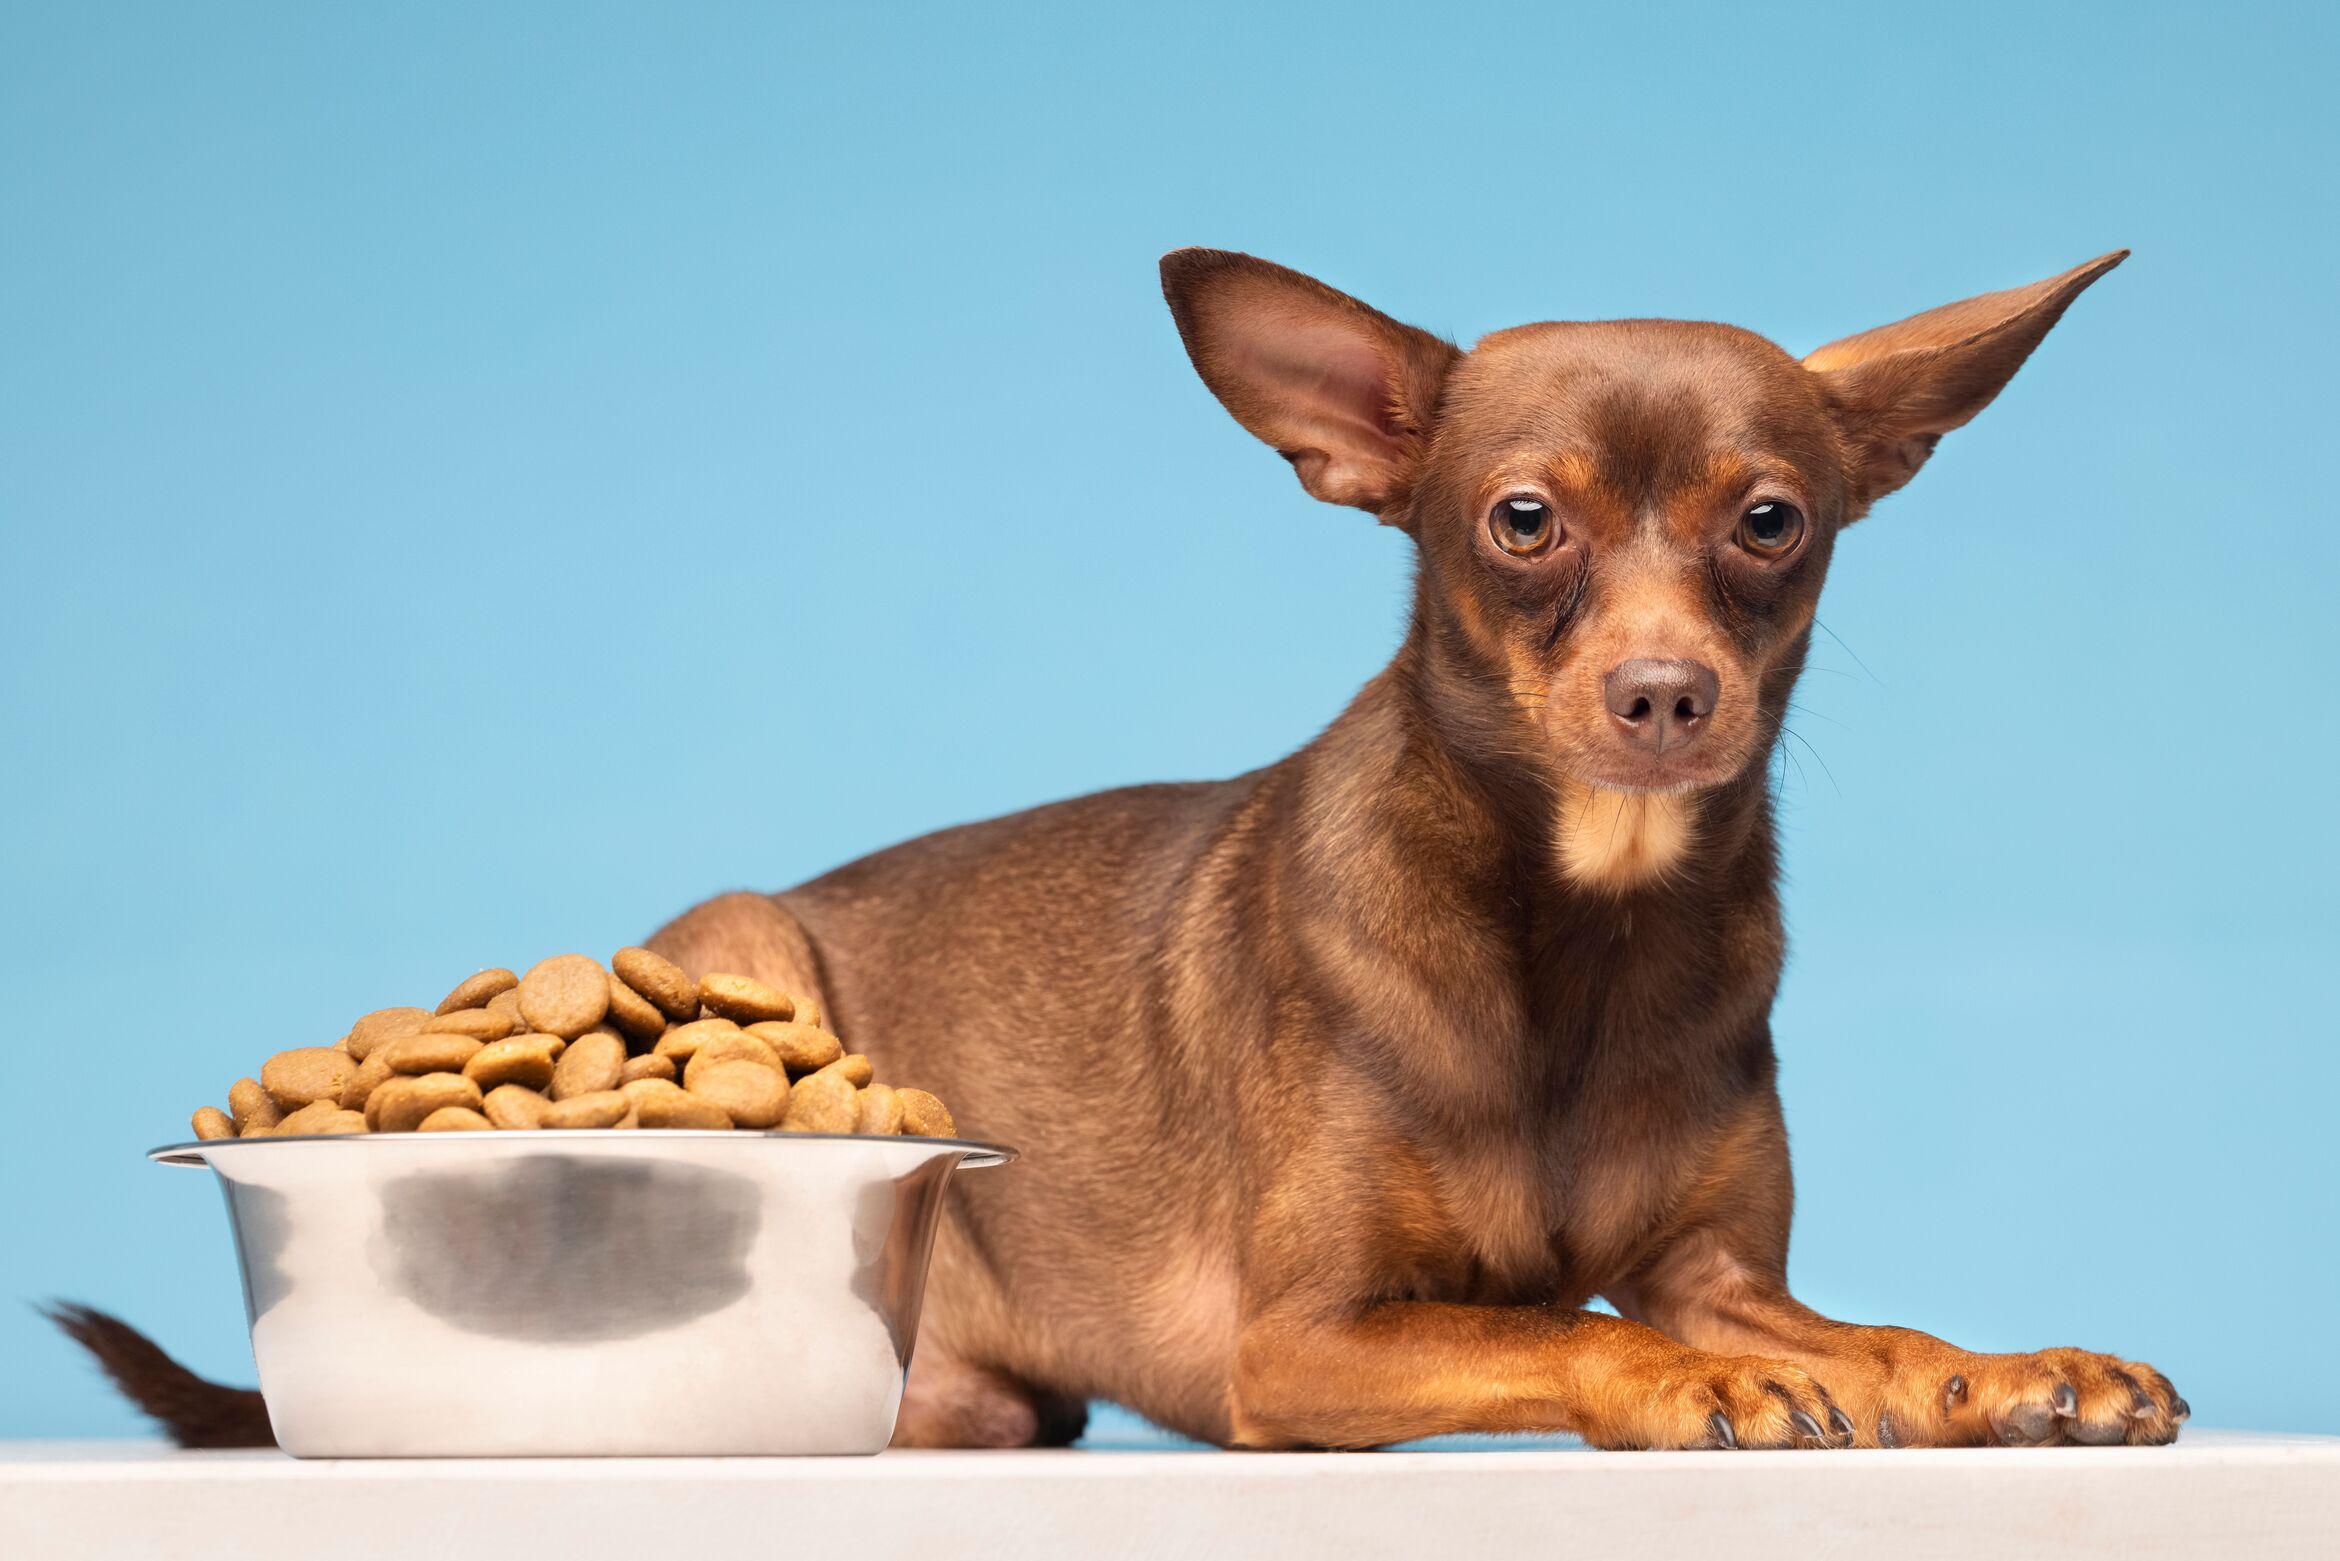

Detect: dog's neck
[1291,624,1785,936]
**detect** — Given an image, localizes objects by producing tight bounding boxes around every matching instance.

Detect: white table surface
[5,1430,2335,1559]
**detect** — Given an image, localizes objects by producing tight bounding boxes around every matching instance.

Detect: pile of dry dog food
[188,948,957,1139]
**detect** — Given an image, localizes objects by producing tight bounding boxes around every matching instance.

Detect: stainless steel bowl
[151,1130,1012,1457]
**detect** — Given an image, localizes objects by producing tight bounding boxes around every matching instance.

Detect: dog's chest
[1403,920,1774,1301]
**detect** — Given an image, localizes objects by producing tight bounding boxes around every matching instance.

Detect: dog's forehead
[1437,319,1835,498]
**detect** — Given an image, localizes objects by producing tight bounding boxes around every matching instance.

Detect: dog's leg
[1228,1303,1852,1450]
[1610,1095,2189,1448]
[891,1353,1088,1448]
[645,890,830,1017]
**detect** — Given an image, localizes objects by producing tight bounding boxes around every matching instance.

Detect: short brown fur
[70,248,2182,1452]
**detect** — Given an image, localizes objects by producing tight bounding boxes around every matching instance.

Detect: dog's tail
[44,1302,276,1448]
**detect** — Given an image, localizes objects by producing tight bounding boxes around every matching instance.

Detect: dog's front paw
[1585,1352,1855,1450]
[1882,1348,2187,1448]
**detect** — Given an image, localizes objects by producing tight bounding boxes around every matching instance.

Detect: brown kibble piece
[789,995,827,1033]
[434,968,518,1016]
[540,1090,630,1129]
[367,1072,483,1133]
[652,1017,741,1066]
[603,972,666,1042]
[191,1106,234,1141]
[482,1084,549,1130]
[698,972,796,1024]
[274,1099,346,1136]
[780,1069,857,1133]
[344,1007,431,1061]
[228,1077,282,1136]
[855,1083,904,1136]
[682,1031,782,1083]
[811,1053,874,1089]
[261,1047,358,1111]
[486,988,526,1030]
[421,1007,518,1042]
[381,1032,485,1077]
[635,1084,732,1129]
[685,1059,789,1128]
[516,953,610,1039]
[464,1034,561,1091]
[619,1053,676,1084]
[745,1021,843,1074]
[549,1030,625,1100]
[311,1110,368,1135]
[339,1051,395,1111]
[418,1106,494,1131]
[612,946,698,1022]
[897,1088,957,1138]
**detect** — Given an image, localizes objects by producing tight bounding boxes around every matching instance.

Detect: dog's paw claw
[1876,1411,1900,1448]
[1708,1411,1737,1449]
[2051,1382,2078,1417]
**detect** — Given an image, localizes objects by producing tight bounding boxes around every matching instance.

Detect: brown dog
[71,248,2184,1452]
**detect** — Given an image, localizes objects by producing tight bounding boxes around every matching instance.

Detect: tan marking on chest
[1554,781,1696,890]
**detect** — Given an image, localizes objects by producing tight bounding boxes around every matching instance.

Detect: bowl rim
[148,1130,1016,1169]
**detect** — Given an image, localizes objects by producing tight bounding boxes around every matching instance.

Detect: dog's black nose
[1603,658,1719,754]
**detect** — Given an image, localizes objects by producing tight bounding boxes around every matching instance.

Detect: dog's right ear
[1161,249,1458,518]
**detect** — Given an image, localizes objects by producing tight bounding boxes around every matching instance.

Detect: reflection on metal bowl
[150,1130,1012,1457]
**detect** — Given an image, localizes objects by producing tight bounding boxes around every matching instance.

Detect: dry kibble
[195,957,956,1141]
[745,1021,843,1074]
[652,1017,741,1066]
[261,1048,358,1111]
[421,1007,519,1042]
[549,1030,626,1100]
[367,1072,483,1133]
[619,1053,676,1084]
[685,1060,790,1128]
[612,946,698,1022]
[434,968,518,1016]
[780,1070,857,1133]
[811,1053,874,1089]
[381,1031,486,1077]
[339,1051,395,1111]
[464,1035,561,1091]
[698,972,796,1025]
[897,1088,956,1138]
[855,1083,904,1136]
[482,1084,549,1130]
[516,953,610,1039]
[682,1031,783,1082]
[227,1077,282,1136]
[344,1007,431,1061]
[604,972,666,1042]
[275,1099,347,1136]
[634,1083,733,1129]
[540,1090,630,1129]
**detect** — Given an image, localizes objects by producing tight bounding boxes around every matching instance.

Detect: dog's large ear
[1805,250,2128,517]
[1161,249,1459,518]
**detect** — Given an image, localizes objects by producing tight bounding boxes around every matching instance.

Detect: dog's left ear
[1806,250,2128,517]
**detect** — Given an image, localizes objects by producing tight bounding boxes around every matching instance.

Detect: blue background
[4,0,2334,1441]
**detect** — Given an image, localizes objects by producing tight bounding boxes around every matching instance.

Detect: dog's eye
[1737,500,1805,557]
[1490,495,1557,556]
